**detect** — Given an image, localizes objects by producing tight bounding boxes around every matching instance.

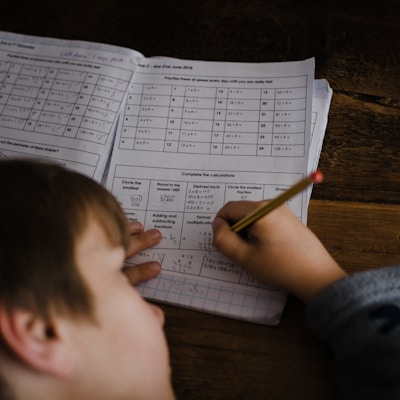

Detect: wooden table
[2,1,399,398]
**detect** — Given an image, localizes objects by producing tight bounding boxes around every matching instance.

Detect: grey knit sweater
[306,265,400,399]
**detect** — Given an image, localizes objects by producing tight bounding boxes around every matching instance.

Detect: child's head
[0,159,174,400]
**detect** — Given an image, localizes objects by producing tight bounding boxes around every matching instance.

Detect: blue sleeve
[305,265,400,400]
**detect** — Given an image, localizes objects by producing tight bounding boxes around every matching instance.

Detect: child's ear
[0,307,75,378]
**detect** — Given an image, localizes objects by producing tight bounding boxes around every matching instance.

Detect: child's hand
[212,201,347,302]
[123,221,162,285]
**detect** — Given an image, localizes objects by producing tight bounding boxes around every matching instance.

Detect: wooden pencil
[231,170,323,233]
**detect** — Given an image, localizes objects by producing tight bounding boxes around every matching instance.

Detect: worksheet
[0,31,142,181]
[106,57,315,324]
[0,31,330,324]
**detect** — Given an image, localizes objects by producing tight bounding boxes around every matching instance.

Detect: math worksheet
[0,31,332,324]
[0,31,142,181]
[106,57,315,324]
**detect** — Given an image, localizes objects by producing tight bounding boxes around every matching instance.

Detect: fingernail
[149,229,162,239]
[130,221,142,230]
[149,262,161,272]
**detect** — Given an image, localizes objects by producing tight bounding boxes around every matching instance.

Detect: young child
[1,159,399,399]
[212,201,400,400]
[0,159,174,400]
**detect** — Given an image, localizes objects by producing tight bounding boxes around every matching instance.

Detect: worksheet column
[165,85,184,152]
[223,88,264,156]
[272,80,307,157]
[120,83,172,151]
[180,86,216,154]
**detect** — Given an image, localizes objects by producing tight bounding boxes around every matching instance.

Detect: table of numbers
[119,75,307,157]
[0,59,130,145]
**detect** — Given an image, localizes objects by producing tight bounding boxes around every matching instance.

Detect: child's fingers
[212,215,253,266]
[123,262,161,285]
[128,220,144,234]
[126,229,162,258]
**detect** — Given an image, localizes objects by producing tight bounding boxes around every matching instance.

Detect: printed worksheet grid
[0,59,130,145]
[120,80,307,157]
[137,272,286,323]
[114,165,304,288]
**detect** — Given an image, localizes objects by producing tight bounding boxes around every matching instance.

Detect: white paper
[0,31,142,181]
[106,56,315,324]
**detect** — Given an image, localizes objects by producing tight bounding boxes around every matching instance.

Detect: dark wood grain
[1,1,399,398]
[309,200,400,274]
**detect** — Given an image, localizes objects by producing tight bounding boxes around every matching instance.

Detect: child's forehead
[76,216,125,278]
[80,205,130,252]
[77,215,115,251]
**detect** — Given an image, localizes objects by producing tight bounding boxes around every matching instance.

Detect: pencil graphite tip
[311,170,323,184]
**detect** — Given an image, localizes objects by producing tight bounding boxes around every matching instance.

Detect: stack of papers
[0,31,332,324]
